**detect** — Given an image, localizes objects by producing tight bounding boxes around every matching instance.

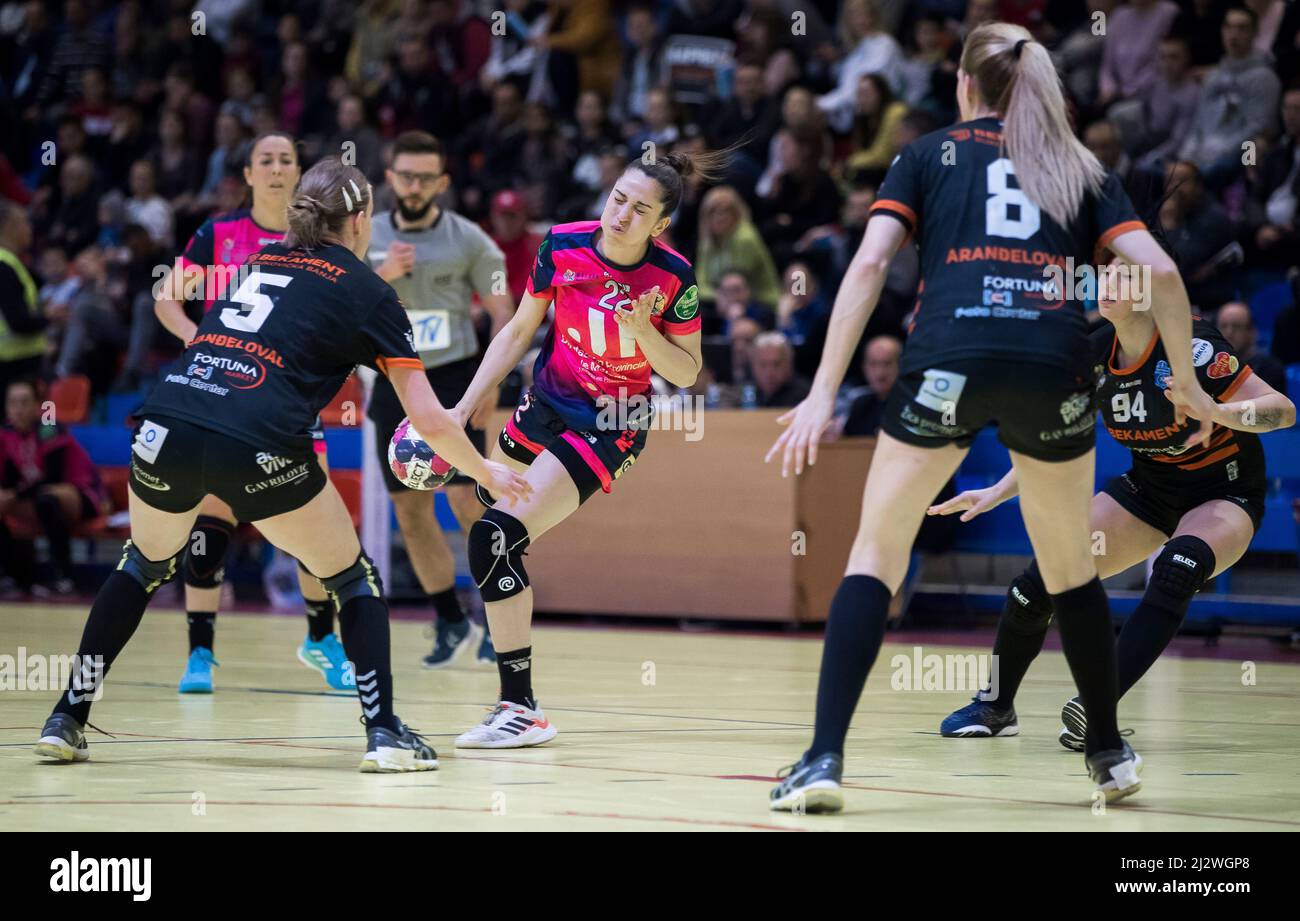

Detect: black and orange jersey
[871,116,1142,378]
[1091,318,1263,486]
[140,242,421,453]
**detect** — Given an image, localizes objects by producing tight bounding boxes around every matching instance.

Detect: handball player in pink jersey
[448,150,727,747]
[152,132,350,693]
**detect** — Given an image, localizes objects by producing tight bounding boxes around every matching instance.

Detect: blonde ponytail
[961,23,1105,227]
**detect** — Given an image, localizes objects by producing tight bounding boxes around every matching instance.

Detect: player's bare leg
[255,482,437,772]
[1013,448,1141,802]
[456,447,579,748]
[772,434,966,811]
[37,491,196,762]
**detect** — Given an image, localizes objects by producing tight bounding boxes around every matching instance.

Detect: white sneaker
[454,701,557,749]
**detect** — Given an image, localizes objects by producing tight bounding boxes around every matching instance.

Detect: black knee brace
[474,482,495,509]
[1147,535,1216,614]
[469,508,530,602]
[320,553,385,611]
[1004,561,1053,633]
[116,539,179,596]
[183,515,235,589]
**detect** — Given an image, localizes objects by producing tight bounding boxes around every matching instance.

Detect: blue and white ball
[388,418,456,490]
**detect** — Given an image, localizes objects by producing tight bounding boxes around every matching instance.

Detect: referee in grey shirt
[368,131,515,668]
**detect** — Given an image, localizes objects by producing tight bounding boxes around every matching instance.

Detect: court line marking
[0,799,804,832]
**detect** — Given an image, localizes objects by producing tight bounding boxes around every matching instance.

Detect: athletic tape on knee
[1004,561,1053,632]
[115,539,179,596]
[183,515,234,589]
[320,553,384,611]
[1147,535,1216,613]
[468,509,530,602]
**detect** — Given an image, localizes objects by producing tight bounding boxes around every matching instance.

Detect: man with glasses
[369,130,514,667]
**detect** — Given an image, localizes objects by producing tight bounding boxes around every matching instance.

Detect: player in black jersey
[34,160,530,772]
[151,132,348,694]
[767,22,1221,812]
[935,255,1295,747]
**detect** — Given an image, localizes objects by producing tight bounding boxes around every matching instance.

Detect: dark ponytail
[284,158,371,250]
[627,146,735,215]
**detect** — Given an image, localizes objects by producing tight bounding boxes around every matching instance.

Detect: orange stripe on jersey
[1217,365,1253,402]
[1096,220,1146,254]
[1151,426,1234,464]
[870,199,917,234]
[376,357,424,376]
[1107,329,1158,375]
[1176,444,1240,471]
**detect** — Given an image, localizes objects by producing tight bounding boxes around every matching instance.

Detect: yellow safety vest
[0,245,45,362]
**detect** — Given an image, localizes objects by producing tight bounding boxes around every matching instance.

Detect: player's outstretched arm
[765,213,907,477]
[1167,371,1297,434]
[153,258,203,343]
[453,291,550,426]
[387,364,532,505]
[927,468,1019,522]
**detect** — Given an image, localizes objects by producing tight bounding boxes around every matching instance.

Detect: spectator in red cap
[487,189,541,303]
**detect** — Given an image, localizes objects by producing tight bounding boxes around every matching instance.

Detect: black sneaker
[359,721,439,773]
[420,617,476,669]
[770,752,844,813]
[1086,740,1143,803]
[35,713,89,763]
[940,698,1020,737]
[1059,696,1087,751]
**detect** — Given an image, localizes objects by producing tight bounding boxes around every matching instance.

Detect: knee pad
[116,539,179,596]
[469,508,530,602]
[1148,535,1216,612]
[474,482,495,509]
[1004,561,1053,633]
[320,553,385,610]
[183,515,234,589]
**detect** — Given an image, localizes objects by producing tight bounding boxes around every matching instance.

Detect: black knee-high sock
[985,603,1051,709]
[34,493,72,573]
[1050,578,1122,754]
[187,611,215,651]
[304,598,334,641]
[809,575,892,759]
[496,647,534,709]
[430,586,465,624]
[1116,598,1187,698]
[53,572,152,724]
[336,595,398,731]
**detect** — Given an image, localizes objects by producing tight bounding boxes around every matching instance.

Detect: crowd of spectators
[1,0,1298,423]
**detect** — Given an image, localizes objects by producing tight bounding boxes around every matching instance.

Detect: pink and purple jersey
[179,209,286,312]
[526,221,701,431]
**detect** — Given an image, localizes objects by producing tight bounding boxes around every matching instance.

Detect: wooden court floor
[2,603,1298,831]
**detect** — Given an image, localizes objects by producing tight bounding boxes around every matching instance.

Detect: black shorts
[1102,464,1266,537]
[128,415,327,522]
[882,358,1096,462]
[368,356,485,492]
[498,389,647,503]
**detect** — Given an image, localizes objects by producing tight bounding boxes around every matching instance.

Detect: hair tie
[340,185,353,212]
[1013,39,1029,60]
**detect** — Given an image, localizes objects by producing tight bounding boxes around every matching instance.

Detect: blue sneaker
[940,698,1020,737]
[298,633,356,691]
[178,647,218,694]
[476,625,495,665]
[421,618,476,669]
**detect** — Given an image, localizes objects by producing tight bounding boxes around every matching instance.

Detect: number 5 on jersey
[223,271,292,333]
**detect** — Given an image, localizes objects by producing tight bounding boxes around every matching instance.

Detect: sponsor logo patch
[1206,351,1239,379]
[1154,359,1171,390]
[132,421,169,465]
[1059,391,1092,425]
[674,285,699,320]
[1190,338,1213,367]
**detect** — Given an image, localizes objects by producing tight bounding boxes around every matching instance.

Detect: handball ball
[388,418,455,490]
